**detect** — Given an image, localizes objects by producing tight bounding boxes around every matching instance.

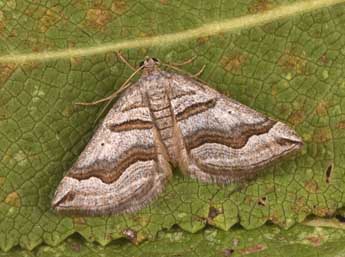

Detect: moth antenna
[169,56,197,67]
[190,64,206,78]
[161,62,207,83]
[75,65,142,106]
[116,51,136,71]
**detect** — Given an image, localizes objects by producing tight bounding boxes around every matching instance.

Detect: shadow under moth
[52,57,303,216]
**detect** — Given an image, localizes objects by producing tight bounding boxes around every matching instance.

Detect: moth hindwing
[52,58,303,216]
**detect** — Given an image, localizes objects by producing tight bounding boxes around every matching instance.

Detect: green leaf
[1,0,345,252]
[3,222,345,257]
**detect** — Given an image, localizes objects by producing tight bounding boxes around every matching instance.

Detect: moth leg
[74,83,131,106]
[116,51,136,71]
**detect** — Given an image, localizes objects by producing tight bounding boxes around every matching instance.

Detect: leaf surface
[1,0,345,251]
[3,222,345,257]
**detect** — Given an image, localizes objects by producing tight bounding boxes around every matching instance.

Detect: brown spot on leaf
[238,244,267,255]
[315,101,329,116]
[278,50,307,75]
[39,8,62,32]
[4,191,21,208]
[336,120,345,129]
[221,54,247,73]
[248,0,272,13]
[111,0,128,15]
[304,179,319,193]
[319,52,329,65]
[159,0,169,4]
[292,196,309,214]
[305,235,323,246]
[0,63,17,85]
[196,36,210,45]
[288,109,305,126]
[313,206,334,217]
[86,8,112,30]
[312,127,332,143]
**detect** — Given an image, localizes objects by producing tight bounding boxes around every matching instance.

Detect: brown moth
[52,57,303,216]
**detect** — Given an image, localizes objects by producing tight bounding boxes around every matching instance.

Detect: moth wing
[52,83,172,215]
[169,74,303,184]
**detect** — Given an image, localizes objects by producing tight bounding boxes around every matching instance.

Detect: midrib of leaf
[0,0,344,64]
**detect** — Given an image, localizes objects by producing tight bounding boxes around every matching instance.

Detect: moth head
[139,57,160,72]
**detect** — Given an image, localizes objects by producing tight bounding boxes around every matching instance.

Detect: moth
[52,57,303,216]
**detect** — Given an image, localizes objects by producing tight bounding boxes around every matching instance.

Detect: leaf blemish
[0,63,17,84]
[0,176,5,187]
[238,244,267,255]
[304,180,319,193]
[315,101,329,117]
[319,52,329,64]
[39,8,62,33]
[288,108,305,126]
[336,120,345,129]
[4,191,21,208]
[312,127,332,143]
[222,248,235,257]
[305,235,323,247]
[111,0,128,15]
[325,164,333,184]
[70,242,81,252]
[0,10,4,34]
[335,214,345,223]
[248,0,273,14]
[122,228,138,244]
[208,206,222,219]
[86,8,112,30]
[221,53,247,73]
[278,50,307,75]
[257,196,267,206]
